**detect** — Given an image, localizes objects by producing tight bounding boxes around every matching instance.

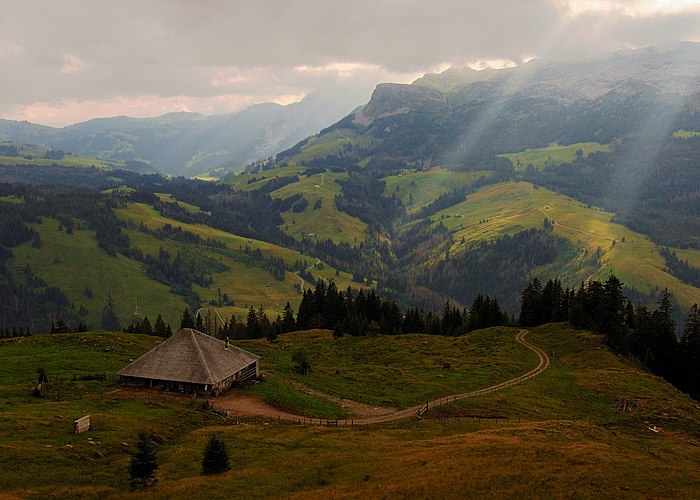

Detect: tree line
[519,274,700,400]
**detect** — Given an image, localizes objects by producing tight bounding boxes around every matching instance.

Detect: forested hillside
[1,45,700,337]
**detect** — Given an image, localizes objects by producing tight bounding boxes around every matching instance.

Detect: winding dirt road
[213,329,550,426]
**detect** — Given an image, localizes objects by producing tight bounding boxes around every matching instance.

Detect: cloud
[1,0,699,126]
[61,54,86,74]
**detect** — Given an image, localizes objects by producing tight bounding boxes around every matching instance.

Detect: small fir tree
[201,434,230,475]
[180,308,195,329]
[129,432,158,490]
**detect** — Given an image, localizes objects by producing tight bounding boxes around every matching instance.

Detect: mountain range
[0,84,372,176]
[0,43,699,336]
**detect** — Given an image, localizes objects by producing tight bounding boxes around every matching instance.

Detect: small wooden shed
[118,328,260,396]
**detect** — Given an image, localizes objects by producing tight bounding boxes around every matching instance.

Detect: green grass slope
[383,167,490,214]
[270,172,368,245]
[8,200,358,330]
[0,142,123,169]
[237,327,536,410]
[11,216,188,327]
[419,181,700,309]
[499,142,611,172]
[116,202,357,317]
[1,326,699,498]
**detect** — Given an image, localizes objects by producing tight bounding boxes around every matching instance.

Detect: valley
[0,40,700,498]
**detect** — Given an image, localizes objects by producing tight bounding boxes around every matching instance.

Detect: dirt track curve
[214,329,550,426]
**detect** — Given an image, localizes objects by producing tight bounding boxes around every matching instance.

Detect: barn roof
[118,328,260,386]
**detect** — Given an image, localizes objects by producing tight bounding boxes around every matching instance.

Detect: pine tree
[601,274,627,351]
[180,308,195,329]
[281,302,296,333]
[246,306,259,338]
[129,432,158,490]
[101,294,121,331]
[649,289,678,378]
[154,314,167,338]
[141,316,153,336]
[680,303,700,397]
[201,434,230,475]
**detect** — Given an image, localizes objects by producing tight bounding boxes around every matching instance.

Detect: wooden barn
[118,328,260,396]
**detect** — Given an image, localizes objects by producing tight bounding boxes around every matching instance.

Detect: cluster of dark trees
[519,274,700,399]
[294,280,507,337]
[660,247,700,288]
[123,314,173,338]
[49,319,88,333]
[416,227,560,314]
[334,171,404,233]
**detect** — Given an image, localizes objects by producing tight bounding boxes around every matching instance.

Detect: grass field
[7,200,357,330]
[500,142,611,172]
[421,181,700,309]
[383,167,491,214]
[10,217,188,328]
[225,164,306,191]
[673,247,700,270]
[237,327,536,410]
[117,203,356,279]
[1,325,699,498]
[672,129,700,139]
[154,193,208,215]
[0,142,123,169]
[116,202,357,317]
[270,172,368,245]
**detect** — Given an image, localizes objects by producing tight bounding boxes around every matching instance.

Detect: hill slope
[1,326,699,498]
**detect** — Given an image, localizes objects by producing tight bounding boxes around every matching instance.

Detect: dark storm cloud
[1,0,699,125]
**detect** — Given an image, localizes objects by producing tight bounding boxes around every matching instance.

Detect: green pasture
[672,129,700,139]
[500,142,610,172]
[0,332,219,497]
[271,171,368,246]
[225,164,306,191]
[673,247,700,271]
[2,325,700,498]
[116,203,357,315]
[421,181,700,308]
[236,327,536,411]
[154,193,208,215]
[383,167,490,214]
[0,142,121,169]
[10,217,187,328]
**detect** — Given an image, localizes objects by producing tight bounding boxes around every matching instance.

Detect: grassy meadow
[383,167,490,214]
[0,142,122,169]
[10,216,188,327]
[422,181,700,309]
[1,325,699,498]
[270,172,368,245]
[7,198,357,330]
[499,142,611,172]
[238,327,536,410]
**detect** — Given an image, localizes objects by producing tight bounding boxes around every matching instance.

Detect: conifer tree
[129,432,158,490]
[281,302,296,333]
[180,308,195,329]
[154,314,167,338]
[101,294,121,331]
[141,316,153,336]
[201,434,230,475]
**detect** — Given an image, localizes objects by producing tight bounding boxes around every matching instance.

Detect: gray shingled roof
[118,328,260,385]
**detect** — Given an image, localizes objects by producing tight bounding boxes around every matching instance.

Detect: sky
[1,0,700,127]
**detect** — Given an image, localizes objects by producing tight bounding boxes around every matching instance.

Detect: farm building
[118,328,260,396]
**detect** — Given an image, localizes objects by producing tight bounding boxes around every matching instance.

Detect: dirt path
[212,329,550,426]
